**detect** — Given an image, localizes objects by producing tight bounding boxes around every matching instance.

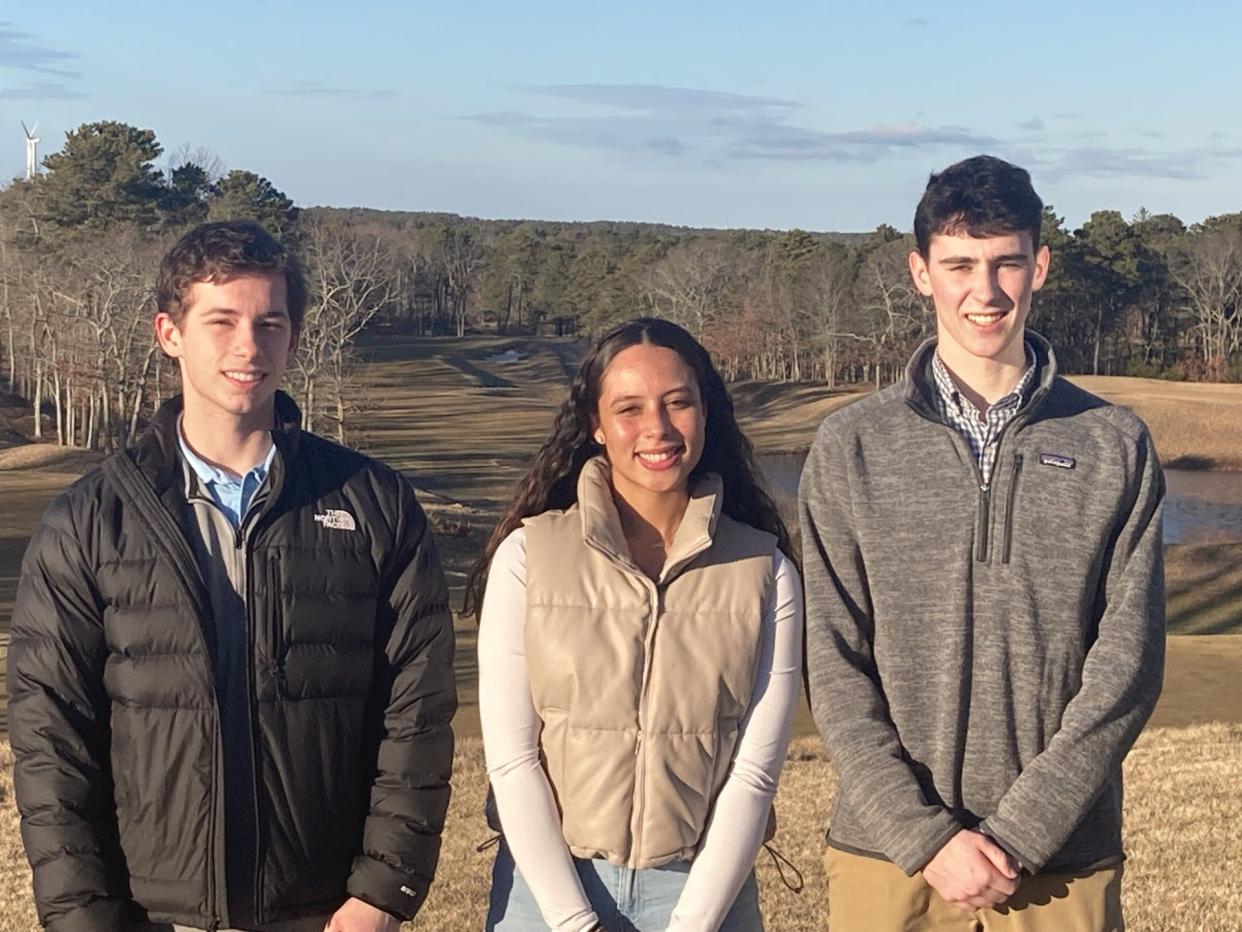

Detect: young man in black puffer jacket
[8,221,457,932]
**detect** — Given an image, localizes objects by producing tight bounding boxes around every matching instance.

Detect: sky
[2,0,1240,233]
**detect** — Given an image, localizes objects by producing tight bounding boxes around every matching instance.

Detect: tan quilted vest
[523,456,776,869]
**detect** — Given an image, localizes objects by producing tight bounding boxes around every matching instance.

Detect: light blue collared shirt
[177,419,277,529]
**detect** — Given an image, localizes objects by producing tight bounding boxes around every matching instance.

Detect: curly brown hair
[156,220,307,332]
[462,317,791,617]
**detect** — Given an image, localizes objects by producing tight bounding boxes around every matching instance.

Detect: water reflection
[758,453,1242,547]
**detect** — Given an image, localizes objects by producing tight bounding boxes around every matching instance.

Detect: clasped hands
[921,829,1020,912]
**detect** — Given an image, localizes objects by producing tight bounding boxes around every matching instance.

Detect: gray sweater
[798,333,1165,876]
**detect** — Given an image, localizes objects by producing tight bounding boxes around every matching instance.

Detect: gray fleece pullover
[798,333,1165,876]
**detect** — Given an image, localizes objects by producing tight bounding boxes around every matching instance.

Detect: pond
[758,453,1242,547]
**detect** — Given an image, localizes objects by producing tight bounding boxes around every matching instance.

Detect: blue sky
[2,0,1240,232]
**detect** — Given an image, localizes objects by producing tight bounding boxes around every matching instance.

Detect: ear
[154,312,184,359]
[908,250,934,297]
[1031,244,1051,293]
[288,328,300,357]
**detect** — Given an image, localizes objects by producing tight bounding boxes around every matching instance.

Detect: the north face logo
[314,509,357,531]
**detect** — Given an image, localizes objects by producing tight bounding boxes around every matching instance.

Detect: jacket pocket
[268,555,288,698]
[1001,453,1024,564]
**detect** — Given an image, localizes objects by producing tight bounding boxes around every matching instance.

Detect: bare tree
[297,218,398,441]
[846,240,928,387]
[808,247,855,387]
[640,239,732,339]
[1168,230,1242,379]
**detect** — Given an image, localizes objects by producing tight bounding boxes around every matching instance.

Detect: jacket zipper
[907,384,1046,568]
[237,511,274,925]
[975,486,991,562]
[239,467,288,925]
[237,526,260,925]
[1001,453,1024,564]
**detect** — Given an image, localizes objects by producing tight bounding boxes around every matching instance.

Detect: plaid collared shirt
[931,344,1037,489]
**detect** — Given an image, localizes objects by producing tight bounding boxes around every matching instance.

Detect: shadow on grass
[1165,543,1242,635]
[1166,454,1218,470]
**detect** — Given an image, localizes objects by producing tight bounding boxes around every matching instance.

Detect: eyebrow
[608,386,695,403]
[938,253,1030,265]
[203,307,289,318]
[938,253,1028,264]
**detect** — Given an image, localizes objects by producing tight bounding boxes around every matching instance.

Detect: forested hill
[2,119,1240,455]
[306,205,869,248]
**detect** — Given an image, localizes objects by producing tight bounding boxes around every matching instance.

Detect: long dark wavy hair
[462,317,792,618]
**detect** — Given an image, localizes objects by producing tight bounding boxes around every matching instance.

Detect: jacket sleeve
[6,494,130,931]
[346,475,457,921]
[981,426,1166,873]
[798,424,963,875]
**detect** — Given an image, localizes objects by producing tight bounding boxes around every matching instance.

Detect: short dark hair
[156,220,307,332]
[913,155,1043,257]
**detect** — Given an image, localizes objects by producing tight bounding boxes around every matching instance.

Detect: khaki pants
[825,847,1124,932]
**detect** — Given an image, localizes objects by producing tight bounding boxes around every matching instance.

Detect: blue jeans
[486,842,763,931]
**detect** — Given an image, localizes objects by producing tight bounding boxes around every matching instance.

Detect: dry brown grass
[2,727,1240,931]
[1070,376,1242,471]
[0,343,1240,928]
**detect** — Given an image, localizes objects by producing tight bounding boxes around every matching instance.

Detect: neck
[612,485,689,554]
[180,404,274,478]
[936,338,1028,409]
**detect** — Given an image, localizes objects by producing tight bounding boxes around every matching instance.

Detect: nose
[973,266,1010,309]
[641,404,675,437]
[231,320,260,360]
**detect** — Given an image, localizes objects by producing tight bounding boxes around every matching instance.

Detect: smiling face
[154,272,296,432]
[593,342,706,508]
[909,230,1050,377]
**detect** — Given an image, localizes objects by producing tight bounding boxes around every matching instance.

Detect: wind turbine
[21,121,39,180]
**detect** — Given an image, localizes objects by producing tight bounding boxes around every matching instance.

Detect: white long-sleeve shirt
[479,527,803,932]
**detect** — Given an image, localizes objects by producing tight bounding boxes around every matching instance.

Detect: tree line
[2,120,1239,452]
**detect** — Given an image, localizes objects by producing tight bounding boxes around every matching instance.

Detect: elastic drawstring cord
[763,842,804,893]
[476,833,502,853]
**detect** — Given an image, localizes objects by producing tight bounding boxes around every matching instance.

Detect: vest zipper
[1001,453,1024,564]
[630,578,660,862]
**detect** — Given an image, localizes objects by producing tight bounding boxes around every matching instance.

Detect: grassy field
[2,728,1240,931]
[1,336,1241,927]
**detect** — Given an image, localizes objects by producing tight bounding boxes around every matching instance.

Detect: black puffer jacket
[7,393,457,931]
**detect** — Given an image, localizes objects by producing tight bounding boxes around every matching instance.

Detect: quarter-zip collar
[576,455,724,584]
[904,330,1059,427]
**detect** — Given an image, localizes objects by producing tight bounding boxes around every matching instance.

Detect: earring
[594,431,604,445]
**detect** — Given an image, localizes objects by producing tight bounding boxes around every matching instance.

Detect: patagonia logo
[1039,453,1076,470]
[313,509,357,531]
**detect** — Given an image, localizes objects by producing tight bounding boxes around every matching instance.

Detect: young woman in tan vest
[464,318,803,931]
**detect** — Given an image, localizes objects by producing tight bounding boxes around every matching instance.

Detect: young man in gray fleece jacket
[799,155,1165,931]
